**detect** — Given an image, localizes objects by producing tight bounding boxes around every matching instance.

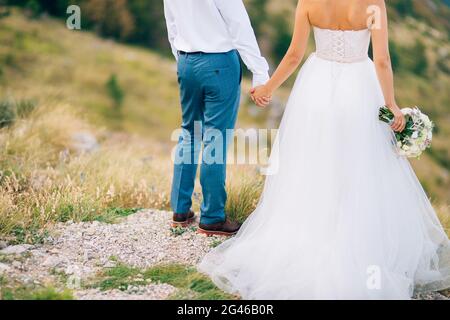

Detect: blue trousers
[171,50,241,225]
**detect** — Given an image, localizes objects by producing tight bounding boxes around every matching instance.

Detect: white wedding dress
[198,27,450,300]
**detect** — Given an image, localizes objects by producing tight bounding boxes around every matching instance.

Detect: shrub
[0,7,11,20]
[0,100,16,129]
[389,40,401,72]
[106,74,125,110]
[391,0,416,16]
[411,40,428,76]
[0,99,38,129]
[396,40,429,77]
[271,14,292,63]
[24,0,42,19]
[82,0,135,40]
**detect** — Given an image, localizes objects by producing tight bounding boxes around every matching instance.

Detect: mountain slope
[0,9,449,204]
[0,10,182,140]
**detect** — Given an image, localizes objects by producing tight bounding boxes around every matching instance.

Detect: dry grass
[0,103,448,243]
[436,205,450,236]
[0,103,265,242]
[226,166,264,223]
[0,104,171,241]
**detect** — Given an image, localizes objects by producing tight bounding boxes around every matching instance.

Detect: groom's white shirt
[163,0,270,87]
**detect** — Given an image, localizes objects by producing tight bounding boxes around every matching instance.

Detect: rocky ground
[0,209,448,300]
[0,210,225,300]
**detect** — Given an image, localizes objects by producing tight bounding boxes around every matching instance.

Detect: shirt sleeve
[214,0,270,87]
[163,0,178,61]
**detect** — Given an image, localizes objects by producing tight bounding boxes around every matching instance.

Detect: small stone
[83,251,95,261]
[0,262,11,274]
[65,265,81,276]
[0,241,8,249]
[21,275,34,285]
[103,261,116,268]
[12,261,22,269]
[42,256,64,268]
[71,131,99,154]
[0,244,34,255]
[44,236,54,243]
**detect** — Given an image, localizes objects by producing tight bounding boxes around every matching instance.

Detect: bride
[199,0,450,300]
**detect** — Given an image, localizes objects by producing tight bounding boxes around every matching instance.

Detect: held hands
[250,85,272,108]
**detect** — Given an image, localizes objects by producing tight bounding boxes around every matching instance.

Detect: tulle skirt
[198,54,450,300]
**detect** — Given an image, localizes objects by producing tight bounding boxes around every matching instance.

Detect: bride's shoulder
[298,0,385,7]
[352,0,388,13]
[297,0,317,6]
[365,0,387,6]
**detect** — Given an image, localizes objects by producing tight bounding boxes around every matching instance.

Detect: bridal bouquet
[379,106,434,158]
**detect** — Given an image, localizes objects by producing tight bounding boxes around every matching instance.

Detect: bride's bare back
[306,0,375,31]
[254,0,406,133]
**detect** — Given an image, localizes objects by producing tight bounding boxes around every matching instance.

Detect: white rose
[402,108,413,116]
[411,145,420,154]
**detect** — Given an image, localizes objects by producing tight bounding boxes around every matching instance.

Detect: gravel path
[0,210,224,300]
[0,209,448,300]
[74,284,177,300]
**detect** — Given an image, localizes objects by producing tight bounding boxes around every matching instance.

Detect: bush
[82,0,135,41]
[245,0,269,36]
[24,0,42,19]
[395,40,429,77]
[0,99,37,129]
[391,0,416,16]
[0,100,16,129]
[106,74,125,110]
[411,40,428,76]
[0,6,11,19]
[271,14,292,63]
[389,40,401,72]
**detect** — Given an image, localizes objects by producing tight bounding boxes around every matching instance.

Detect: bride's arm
[252,1,310,102]
[371,0,405,132]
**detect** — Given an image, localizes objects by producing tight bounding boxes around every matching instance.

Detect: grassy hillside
[0,9,448,242]
[0,10,180,140]
[0,10,264,241]
[0,9,266,139]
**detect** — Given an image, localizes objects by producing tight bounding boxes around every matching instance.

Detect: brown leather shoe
[198,218,242,236]
[172,210,196,228]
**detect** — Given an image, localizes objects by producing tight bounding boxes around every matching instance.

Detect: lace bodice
[313,27,371,63]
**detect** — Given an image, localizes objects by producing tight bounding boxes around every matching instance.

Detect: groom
[163,0,270,236]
